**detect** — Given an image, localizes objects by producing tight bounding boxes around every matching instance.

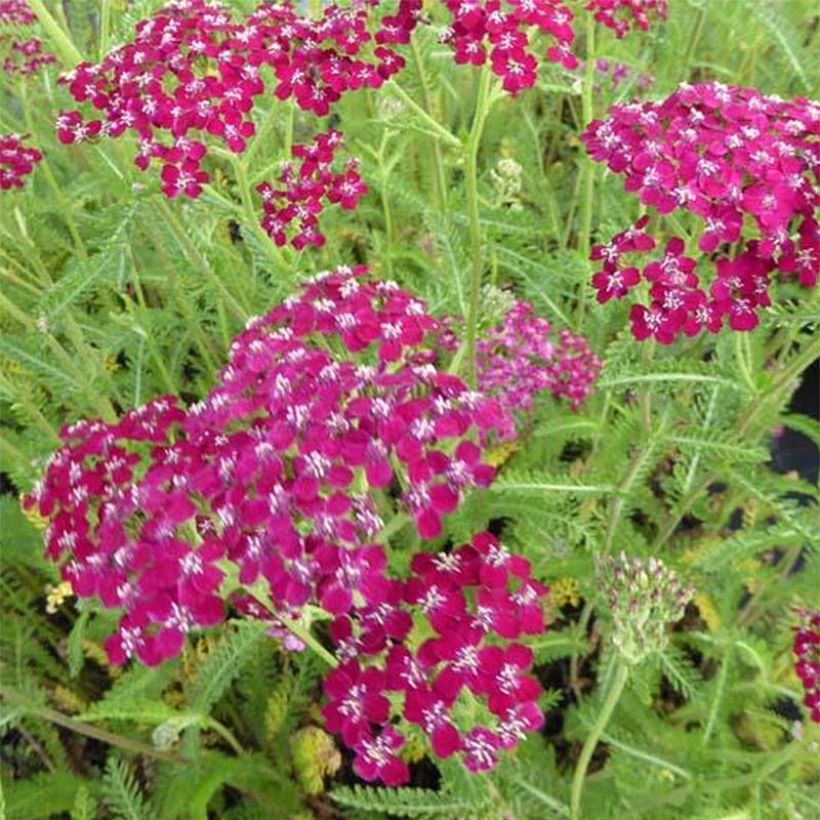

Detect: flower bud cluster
[55,0,414,197]
[438,0,578,93]
[583,82,819,341]
[477,299,602,436]
[794,609,820,723]
[585,0,667,39]
[0,132,42,190]
[323,531,548,785]
[597,551,694,664]
[256,129,367,249]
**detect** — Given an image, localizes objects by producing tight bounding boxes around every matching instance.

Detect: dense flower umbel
[323,531,548,783]
[55,0,414,196]
[597,552,694,664]
[794,609,820,723]
[477,299,602,436]
[256,130,367,249]
[0,133,42,190]
[24,269,548,781]
[24,267,509,665]
[584,83,820,341]
[585,0,667,39]
[437,0,578,92]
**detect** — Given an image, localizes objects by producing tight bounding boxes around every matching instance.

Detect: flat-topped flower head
[54,0,415,197]
[585,0,667,39]
[583,83,819,341]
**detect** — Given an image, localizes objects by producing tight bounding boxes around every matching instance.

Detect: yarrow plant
[2,0,819,815]
[0,132,41,190]
[583,82,819,342]
[256,129,367,249]
[794,609,820,724]
[23,267,552,782]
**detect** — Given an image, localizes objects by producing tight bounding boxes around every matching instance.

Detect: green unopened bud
[597,552,695,664]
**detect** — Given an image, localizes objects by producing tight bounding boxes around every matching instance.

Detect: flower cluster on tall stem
[583,82,819,342]
[22,267,510,655]
[438,0,578,92]
[0,132,42,190]
[256,129,367,249]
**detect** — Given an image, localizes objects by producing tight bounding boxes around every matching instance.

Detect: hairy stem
[410,34,448,211]
[570,661,629,820]
[464,66,493,387]
[576,13,596,329]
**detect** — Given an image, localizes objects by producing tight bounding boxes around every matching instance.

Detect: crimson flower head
[256,130,367,249]
[585,0,667,38]
[53,0,417,196]
[0,133,41,190]
[583,83,819,343]
[438,0,578,93]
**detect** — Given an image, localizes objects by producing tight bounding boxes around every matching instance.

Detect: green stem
[156,197,248,323]
[0,685,188,765]
[99,0,112,59]
[410,34,448,211]
[682,2,708,79]
[576,13,596,329]
[570,662,629,820]
[231,155,289,275]
[463,66,494,388]
[25,0,84,65]
[387,80,462,150]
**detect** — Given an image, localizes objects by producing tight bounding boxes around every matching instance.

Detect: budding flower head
[597,552,694,664]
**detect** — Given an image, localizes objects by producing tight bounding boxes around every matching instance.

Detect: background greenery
[1,1,818,817]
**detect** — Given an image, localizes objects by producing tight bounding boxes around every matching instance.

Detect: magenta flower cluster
[0,0,55,76]
[794,609,820,724]
[0,0,34,25]
[55,0,410,196]
[24,268,550,781]
[2,35,55,75]
[584,0,667,39]
[0,132,42,190]
[256,129,367,250]
[478,299,602,435]
[439,0,577,93]
[584,82,819,342]
[323,531,547,785]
